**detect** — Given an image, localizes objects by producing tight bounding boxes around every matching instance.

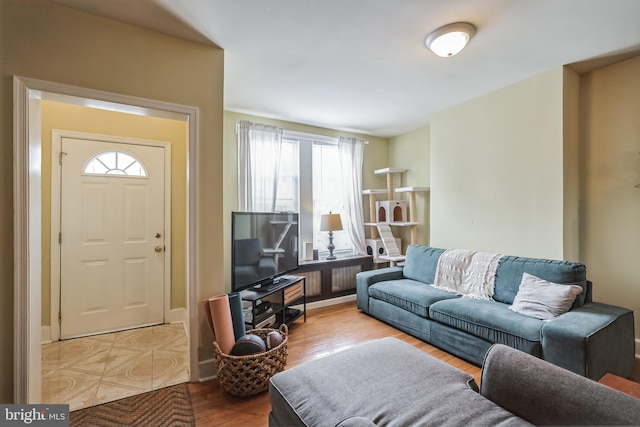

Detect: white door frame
[50,130,172,341]
[13,76,200,403]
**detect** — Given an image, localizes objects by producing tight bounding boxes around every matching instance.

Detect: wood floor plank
[189,300,640,427]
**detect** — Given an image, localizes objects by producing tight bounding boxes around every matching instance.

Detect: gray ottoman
[268,337,529,427]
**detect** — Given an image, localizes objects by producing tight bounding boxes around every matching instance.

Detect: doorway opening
[13,76,199,404]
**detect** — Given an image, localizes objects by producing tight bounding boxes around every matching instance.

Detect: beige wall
[430,68,568,259]
[388,126,431,249]
[0,0,224,401]
[40,101,188,326]
[562,68,581,262]
[223,111,390,286]
[580,55,640,342]
[425,59,640,344]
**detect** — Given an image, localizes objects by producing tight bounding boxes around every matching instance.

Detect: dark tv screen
[231,212,299,292]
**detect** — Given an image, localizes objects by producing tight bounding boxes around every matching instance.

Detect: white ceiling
[50,0,640,137]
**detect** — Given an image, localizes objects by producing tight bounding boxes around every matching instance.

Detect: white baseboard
[167,307,187,324]
[41,326,51,344]
[198,357,217,382]
[294,294,357,312]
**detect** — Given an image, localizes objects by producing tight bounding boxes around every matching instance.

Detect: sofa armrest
[356,266,404,313]
[541,302,635,380]
[480,344,640,426]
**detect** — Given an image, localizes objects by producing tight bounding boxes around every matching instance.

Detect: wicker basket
[213,324,288,397]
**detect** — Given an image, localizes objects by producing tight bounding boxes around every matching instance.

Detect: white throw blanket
[433,249,503,300]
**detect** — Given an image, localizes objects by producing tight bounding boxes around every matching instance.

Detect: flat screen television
[231,211,299,292]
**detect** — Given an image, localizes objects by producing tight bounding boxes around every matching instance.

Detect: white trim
[292,293,357,312]
[13,76,43,404]
[166,308,187,325]
[635,338,640,359]
[198,358,218,382]
[50,130,173,341]
[13,76,200,403]
[34,90,188,122]
[41,326,52,345]
[282,130,338,145]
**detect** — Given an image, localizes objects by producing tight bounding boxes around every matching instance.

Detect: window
[83,151,147,177]
[278,132,354,256]
[312,143,351,253]
[274,140,299,212]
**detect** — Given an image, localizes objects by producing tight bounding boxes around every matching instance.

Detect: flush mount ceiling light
[425,22,476,57]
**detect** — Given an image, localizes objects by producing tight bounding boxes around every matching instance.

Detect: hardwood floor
[189,300,640,427]
[190,301,477,426]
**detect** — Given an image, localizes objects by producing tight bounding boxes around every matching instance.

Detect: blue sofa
[356,245,635,380]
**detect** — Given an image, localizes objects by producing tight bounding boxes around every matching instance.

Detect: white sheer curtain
[338,136,367,255]
[237,121,283,211]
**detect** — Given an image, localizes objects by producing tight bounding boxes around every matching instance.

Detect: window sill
[299,254,371,267]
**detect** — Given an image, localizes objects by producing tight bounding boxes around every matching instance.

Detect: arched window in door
[83,151,147,177]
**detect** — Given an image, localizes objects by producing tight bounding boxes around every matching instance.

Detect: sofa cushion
[493,256,587,307]
[269,337,531,427]
[369,279,459,318]
[509,273,584,320]
[402,245,445,283]
[335,417,377,427]
[430,298,543,355]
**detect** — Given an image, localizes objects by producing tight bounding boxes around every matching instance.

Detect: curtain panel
[338,136,367,255]
[237,121,284,212]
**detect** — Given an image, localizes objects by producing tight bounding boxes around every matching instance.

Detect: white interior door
[59,137,166,339]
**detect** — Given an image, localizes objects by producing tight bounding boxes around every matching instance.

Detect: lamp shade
[426,22,475,57]
[320,213,343,232]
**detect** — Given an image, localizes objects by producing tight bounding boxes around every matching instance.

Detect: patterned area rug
[70,383,194,426]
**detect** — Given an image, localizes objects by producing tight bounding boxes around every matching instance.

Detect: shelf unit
[362,168,429,261]
[362,189,388,239]
[240,275,306,330]
[395,186,430,243]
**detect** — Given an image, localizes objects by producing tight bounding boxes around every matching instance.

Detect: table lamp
[320,212,343,260]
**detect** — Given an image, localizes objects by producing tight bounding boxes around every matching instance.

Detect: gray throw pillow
[509,272,583,320]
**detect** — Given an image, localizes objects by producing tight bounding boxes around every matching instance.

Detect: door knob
[155,233,162,238]
[155,246,163,253]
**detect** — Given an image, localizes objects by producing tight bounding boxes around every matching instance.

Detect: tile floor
[41,323,189,411]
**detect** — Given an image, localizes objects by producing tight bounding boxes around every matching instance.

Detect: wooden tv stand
[240,275,306,330]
